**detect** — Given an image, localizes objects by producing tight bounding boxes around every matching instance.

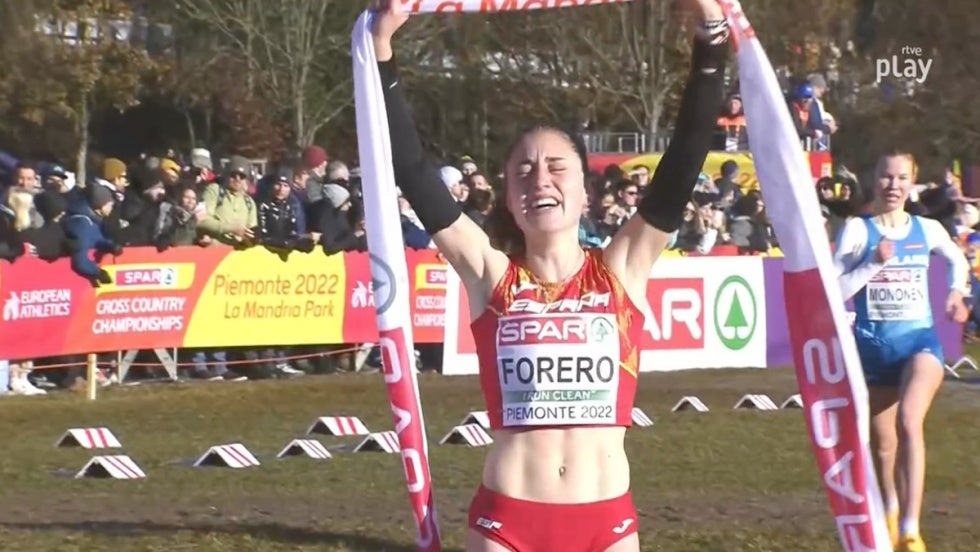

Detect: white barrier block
[75,455,145,479]
[307,416,370,436]
[56,427,122,449]
[277,439,332,460]
[671,396,708,412]
[631,407,654,427]
[947,356,978,373]
[439,424,493,447]
[193,443,261,468]
[353,431,401,454]
[459,411,490,429]
[733,394,778,411]
[780,394,804,409]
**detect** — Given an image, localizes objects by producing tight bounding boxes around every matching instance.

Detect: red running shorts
[467,484,638,552]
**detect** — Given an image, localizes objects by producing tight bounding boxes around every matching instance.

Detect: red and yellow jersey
[470,249,645,430]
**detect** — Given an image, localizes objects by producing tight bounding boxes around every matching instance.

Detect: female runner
[833,150,969,552]
[369,1,726,549]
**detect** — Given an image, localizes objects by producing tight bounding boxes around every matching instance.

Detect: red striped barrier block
[458,411,490,429]
[277,439,332,460]
[193,443,261,468]
[733,394,778,410]
[307,416,370,436]
[75,455,145,479]
[631,408,654,427]
[56,427,122,449]
[672,396,709,412]
[353,431,400,454]
[439,424,493,447]
[781,394,803,409]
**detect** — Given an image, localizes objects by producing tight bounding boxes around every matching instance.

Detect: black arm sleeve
[378,59,462,235]
[638,35,727,233]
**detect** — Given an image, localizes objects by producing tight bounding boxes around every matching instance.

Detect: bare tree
[175,0,361,148]
[448,3,691,141]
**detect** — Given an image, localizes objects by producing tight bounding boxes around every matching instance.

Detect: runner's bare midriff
[481,426,630,503]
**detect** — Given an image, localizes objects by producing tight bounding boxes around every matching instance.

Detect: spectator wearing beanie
[102,158,128,193]
[119,174,168,246]
[311,183,362,255]
[191,148,212,171]
[258,172,311,251]
[159,158,182,187]
[440,166,467,204]
[189,148,216,188]
[302,146,329,179]
[322,184,351,213]
[20,191,70,259]
[63,185,120,285]
[95,157,136,243]
[301,146,329,203]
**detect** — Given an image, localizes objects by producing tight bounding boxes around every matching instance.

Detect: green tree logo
[713,276,757,351]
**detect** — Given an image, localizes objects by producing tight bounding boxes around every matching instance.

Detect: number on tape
[458,410,491,429]
[193,443,261,468]
[353,431,401,454]
[733,394,778,410]
[439,424,493,447]
[56,427,122,449]
[75,455,145,479]
[671,396,709,412]
[307,416,370,436]
[631,407,654,427]
[277,439,332,460]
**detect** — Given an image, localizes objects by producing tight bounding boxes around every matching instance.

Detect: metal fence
[582,131,829,154]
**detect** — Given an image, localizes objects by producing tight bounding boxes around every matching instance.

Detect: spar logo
[645,278,704,349]
[498,315,615,346]
[101,264,195,293]
[118,267,176,287]
[645,275,758,351]
[713,275,758,351]
[869,268,923,283]
[414,263,446,291]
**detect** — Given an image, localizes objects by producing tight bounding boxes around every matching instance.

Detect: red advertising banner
[589,150,833,190]
[0,247,447,360]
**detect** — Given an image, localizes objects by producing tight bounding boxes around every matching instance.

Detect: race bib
[496,313,620,426]
[865,267,929,321]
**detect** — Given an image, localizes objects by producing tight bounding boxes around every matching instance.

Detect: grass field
[0,364,978,552]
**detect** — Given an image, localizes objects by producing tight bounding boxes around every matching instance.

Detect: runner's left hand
[685,0,725,21]
[946,289,968,323]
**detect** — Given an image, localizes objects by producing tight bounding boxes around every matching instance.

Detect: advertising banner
[444,256,770,375]
[0,247,446,360]
[588,150,834,192]
[2,251,963,366]
[443,257,964,375]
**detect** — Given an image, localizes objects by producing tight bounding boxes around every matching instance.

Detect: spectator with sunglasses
[198,155,258,246]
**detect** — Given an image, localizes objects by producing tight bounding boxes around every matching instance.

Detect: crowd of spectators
[2,70,978,395]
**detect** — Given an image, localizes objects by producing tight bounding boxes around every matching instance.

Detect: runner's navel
[558,466,566,477]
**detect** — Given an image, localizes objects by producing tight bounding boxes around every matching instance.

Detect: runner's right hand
[874,239,895,263]
[369,0,409,60]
